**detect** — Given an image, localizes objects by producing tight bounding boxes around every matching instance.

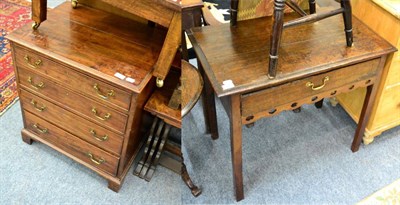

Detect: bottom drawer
[24,110,120,176]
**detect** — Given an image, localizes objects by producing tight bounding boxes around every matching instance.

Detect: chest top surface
[7,2,167,93]
[188,13,397,97]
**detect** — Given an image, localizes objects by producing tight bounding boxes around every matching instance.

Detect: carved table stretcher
[187,14,397,201]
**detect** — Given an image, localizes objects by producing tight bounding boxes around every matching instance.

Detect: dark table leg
[31,0,47,29]
[351,85,375,152]
[198,62,219,139]
[182,6,203,61]
[351,56,387,152]
[229,94,244,201]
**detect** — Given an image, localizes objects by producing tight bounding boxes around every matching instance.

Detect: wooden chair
[229,0,353,79]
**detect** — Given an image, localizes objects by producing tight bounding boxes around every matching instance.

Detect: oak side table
[188,14,397,201]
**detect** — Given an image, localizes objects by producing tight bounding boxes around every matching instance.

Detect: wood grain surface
[13,46,133,111]
[24,111,120,176]
[188,14,396,97]
[8,3,167,93]
[241,58,380,117]
[20,89,124,155]
[17,66,129,134]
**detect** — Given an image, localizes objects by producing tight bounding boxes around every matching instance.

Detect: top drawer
[13,46,132,111]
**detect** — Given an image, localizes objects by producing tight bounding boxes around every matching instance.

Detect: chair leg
[231,0,239,26]
[309,0,316,14]
[341,0,353,47]
[268,0,286,79]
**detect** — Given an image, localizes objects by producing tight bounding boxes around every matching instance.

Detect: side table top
[182,60,203,117]
[188,13,397,97]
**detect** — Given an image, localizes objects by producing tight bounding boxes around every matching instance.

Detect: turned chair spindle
[231,0,353,79]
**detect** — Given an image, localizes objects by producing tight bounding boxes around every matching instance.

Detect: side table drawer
[17,66,128,134]
[241,58,380,119]
[20,89,124,156]
[24,111,119,176]
[14,46,132,111]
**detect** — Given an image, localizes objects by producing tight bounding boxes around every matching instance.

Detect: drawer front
[20,89,123,156]
[24,111,119,176]
[17,66,128,134]
[241,59,380,118]
[14,46,132,111]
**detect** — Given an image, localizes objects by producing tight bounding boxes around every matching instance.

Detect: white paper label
[125,77,135,83]
[222,80,235,90]
[114,72,126,80]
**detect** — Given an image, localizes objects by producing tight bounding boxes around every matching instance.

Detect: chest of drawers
[7,2,167,191]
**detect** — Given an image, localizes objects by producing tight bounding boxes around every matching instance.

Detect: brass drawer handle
[91,107,111,121]
[87,152,105,165]
[28,77,45,89]
[306,76,330,91]
[24,55,42,69]
[90,129,109,141]
[93,83,115,100]
[33,123,48,134]
[30,99,46,112]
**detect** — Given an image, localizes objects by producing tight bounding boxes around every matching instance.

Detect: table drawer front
[20,89,124,156]
[17,67,128,134]
[24,111,119,176]
[241,59,380,118]
[14,46,132,111]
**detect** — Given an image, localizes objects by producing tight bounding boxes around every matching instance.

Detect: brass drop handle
[31,99,46,112]
[87,152,105,165]
[33,123,48,134]
[91,107,111,121]
[28,76,45,89]
[24,55,42,69]
[306,76,330,91]
[90,129,108,141]
[156,78,164,88]
[93,83,114,100]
